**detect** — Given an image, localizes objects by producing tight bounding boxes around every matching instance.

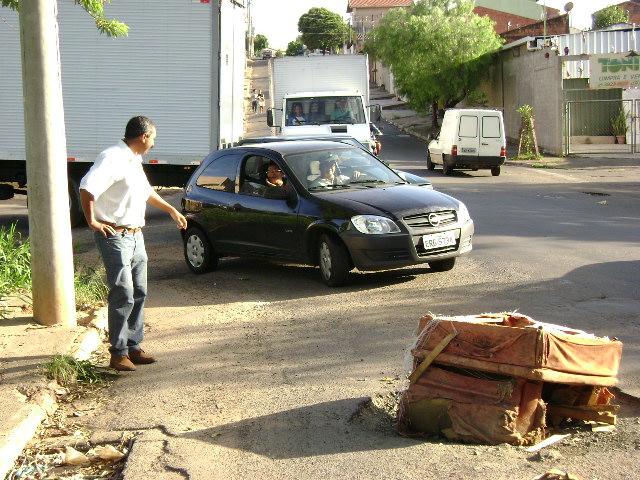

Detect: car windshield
[285,96,366,125]
[284,147,405,191]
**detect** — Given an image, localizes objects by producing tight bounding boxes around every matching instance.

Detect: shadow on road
[180,397,415,459]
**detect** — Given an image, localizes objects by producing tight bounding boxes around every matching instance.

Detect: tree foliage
[298,7,349,52]
[366,0,502,126]
[254,33,269,54]
[1,0,129,37]
[592,5,629,30]
[286,39,304,56]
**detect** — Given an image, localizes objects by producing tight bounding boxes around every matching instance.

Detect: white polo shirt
[80,140,154,227]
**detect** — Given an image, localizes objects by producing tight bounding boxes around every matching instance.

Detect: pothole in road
[582,191,611,197]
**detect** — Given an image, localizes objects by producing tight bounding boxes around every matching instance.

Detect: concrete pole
[19,0,76,327]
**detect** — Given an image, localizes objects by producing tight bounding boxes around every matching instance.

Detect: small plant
[43,355,106,386]
[516,104,541,160]
[611,109,627,136]
[0,223,31,299]
[74,266,108,310]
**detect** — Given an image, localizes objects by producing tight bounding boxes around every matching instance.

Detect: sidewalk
[0,299,107,479]
[372,86,640,170]
[243,59,273,139]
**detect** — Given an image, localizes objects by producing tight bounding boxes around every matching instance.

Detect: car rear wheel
[429,257,456,272]
[184,227,218,274]
[491,166,501,176]
[442,163,453,176]
[318,234,350,287]
[426,152,435,171]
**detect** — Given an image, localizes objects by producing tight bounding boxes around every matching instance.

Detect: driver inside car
[309,157,362,188]
[266,161,285,187]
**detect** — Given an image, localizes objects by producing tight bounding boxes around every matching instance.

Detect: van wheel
[491,166,501,176]
[430,258,456,272]
[184,227,218,274]
[318,234,350,287]
[426,152,435,171]
[442,164,453,176]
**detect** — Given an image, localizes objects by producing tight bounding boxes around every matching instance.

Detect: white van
[427,109,506,176]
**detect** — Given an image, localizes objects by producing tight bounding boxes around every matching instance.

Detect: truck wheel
[184,227,218,274]
[442,164,453,176]
[68,180,84,228]
[430,257,456,272]
[426,152,435,171]
[491,166,501,176]
[318,234,350,287]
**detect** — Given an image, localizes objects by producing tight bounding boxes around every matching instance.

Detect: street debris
[398,313,623,446]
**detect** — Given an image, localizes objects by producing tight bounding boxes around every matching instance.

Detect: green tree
[592,5,629,30]
[254,34,269,54]
[286,39,305,56]
[1,0,128,36]
[298,7,349,53]
[366,0,502,127]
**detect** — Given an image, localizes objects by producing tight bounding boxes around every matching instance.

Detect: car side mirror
[267,109,274,127]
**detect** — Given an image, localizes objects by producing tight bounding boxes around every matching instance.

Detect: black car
[181,141,474,286]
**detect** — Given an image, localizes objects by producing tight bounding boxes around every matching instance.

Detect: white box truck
[0,0,246,225]
[267,54,380,150]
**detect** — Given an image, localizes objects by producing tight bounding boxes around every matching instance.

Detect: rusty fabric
[414,314,622,379]
[398,365,546,445]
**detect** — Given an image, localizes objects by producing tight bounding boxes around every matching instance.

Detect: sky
[251,1,626,50]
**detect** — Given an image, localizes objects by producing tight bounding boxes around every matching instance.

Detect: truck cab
[277,91,372,147]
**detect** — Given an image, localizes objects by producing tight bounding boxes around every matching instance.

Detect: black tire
[68,179,84,228]
[426,152,435,171]
[491,166,501,176]
[318,234,351,287]
[429,257,456,272]
[442,163,453,176]
[184,227,218,274]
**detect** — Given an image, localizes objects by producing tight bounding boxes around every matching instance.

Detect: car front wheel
[184,227,218,274]
[318,234,350,287]
[429,257,456,272]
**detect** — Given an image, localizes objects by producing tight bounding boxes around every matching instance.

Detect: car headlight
[457,201,471,223]
[351,215,401,234]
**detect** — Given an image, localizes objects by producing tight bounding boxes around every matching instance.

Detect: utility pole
[19,0,76,327]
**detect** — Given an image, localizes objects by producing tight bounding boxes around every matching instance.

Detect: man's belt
[101,221,142,234]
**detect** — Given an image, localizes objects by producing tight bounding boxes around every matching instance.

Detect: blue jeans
[94,230,148,357]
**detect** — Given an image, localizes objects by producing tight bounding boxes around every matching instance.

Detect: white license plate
[460,147,477,153]
[423,231,457,249]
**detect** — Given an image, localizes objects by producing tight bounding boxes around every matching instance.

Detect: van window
[482,116,501,138]
[458,115,478,138]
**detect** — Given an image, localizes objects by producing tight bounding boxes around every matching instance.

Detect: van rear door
[457,114,479,156]
[479,114,503,158]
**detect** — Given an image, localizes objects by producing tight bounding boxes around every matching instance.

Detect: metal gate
[564,98,635,155]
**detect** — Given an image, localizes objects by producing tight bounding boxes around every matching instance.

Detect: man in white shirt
[80,116,187,372]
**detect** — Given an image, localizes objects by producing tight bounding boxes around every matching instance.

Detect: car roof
[239,135,360,144]
[233,140,355,155]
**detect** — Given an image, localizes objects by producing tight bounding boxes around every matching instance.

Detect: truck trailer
[266,54,380,150]
[0,0,247,226]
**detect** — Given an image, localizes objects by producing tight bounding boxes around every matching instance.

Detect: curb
[384,117,432,143]
[0,307,108,479]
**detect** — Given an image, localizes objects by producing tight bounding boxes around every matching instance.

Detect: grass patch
[530,163,557,169]
[74,266,108,310]
[43,355,107,387]
[0,223,31,299]
[0,222,107,310]
[514,153,543,161]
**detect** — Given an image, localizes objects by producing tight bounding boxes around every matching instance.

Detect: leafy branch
[1,0,128,37]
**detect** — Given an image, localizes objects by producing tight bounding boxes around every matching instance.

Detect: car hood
[312,184,459,219]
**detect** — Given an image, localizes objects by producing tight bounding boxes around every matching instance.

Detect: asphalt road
[2,124,639,478]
